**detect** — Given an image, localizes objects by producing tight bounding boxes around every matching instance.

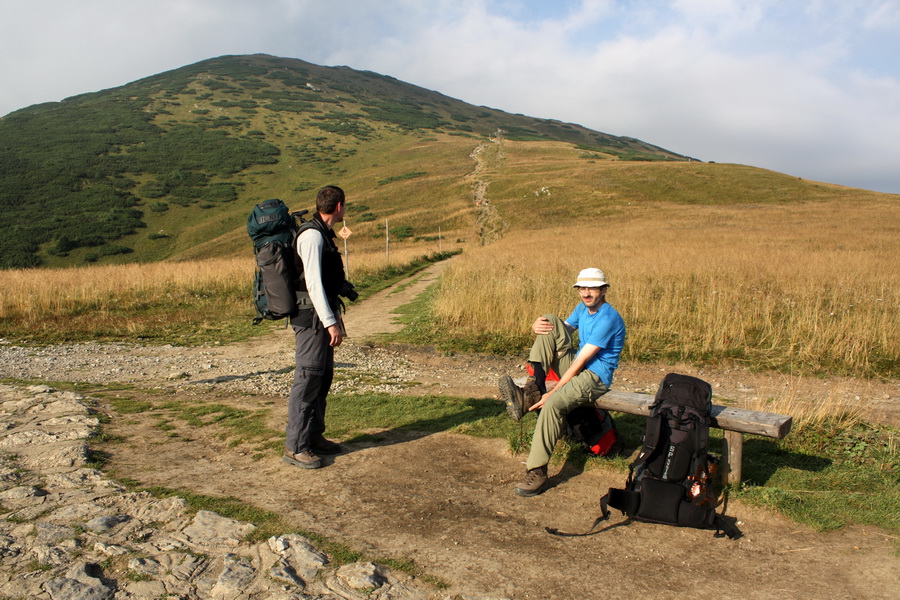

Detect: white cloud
[671,0,767,34]
[859,0,900,29]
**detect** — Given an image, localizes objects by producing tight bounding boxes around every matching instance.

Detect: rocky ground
[0,261,897,599]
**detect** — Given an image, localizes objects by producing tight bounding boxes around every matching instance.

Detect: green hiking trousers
[525,314,609,470]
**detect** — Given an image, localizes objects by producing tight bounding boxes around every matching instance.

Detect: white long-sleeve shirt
[296,228,338,328]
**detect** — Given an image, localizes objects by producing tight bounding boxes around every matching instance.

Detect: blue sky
[2,0,899,193]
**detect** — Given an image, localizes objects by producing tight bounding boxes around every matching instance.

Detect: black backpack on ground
[567,405,619,457]
[247,199,308,325]
[547,373,741,539]
[601,373,741,538]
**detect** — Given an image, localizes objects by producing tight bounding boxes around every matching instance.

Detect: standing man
[284,185,349,469]
[500,268,626,496]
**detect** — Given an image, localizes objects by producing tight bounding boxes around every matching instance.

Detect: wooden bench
[596,389,793,486]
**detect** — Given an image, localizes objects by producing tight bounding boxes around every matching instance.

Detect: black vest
[296,213,346,304]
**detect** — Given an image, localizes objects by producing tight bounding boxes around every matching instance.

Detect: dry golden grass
[340,240,465,281]
[0,258,253,319]
[743,381,865,430]
[433,199,899,378]
[0,257,257,342]
[0,246,455,343]
[0,242,460,321]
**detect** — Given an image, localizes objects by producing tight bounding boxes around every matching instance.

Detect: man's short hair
[316,185,345,214]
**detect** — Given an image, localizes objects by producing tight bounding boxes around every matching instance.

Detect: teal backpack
[247,199,308,324]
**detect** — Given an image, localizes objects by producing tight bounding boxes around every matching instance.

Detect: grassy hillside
[0,53,687,269]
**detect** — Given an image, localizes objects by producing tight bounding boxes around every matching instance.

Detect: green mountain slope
[0,54,689,268]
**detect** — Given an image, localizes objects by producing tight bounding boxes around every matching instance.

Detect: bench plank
[597,389,793,439]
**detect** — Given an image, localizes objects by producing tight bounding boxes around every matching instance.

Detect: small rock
[84,514,130,534]
[43,562,114,600]
[337,561,386,590]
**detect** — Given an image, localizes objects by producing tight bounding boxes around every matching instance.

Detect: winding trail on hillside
[469,130,508,246]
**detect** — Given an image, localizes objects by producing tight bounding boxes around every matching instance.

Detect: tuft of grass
[377,171,428,186]
[742,384,865,435]
[25,560,53,573]
[129,484,287,542]
[156,399,281,452]
[374,556,450,590]
[325,392,501,441]
[108,396,154,414]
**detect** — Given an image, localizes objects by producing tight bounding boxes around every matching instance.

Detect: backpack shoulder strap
[630,413,663,471]
[545,491,634,537]
[295,219,320,240]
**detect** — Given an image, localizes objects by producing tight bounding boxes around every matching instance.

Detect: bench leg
[721,431,743,487]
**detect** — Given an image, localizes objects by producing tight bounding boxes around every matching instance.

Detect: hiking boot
[499,375,542,421]
[283,449,323,469]
[515,465,549,497]
[311,436,343,455]
[522,377,542,405]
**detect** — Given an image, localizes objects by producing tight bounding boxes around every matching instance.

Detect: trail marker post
[338,223,352,277]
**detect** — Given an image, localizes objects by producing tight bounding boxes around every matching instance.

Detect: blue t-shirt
[566,302,626,386]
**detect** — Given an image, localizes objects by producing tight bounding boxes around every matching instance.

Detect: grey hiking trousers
[285,310,334,453]
[525,314,609,470]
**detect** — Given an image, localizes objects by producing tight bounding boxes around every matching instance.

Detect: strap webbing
[545,495,618,537]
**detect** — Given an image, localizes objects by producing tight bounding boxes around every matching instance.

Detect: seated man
[500,267,626,497]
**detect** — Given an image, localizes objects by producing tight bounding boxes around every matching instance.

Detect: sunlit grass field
[3,133,897,379]
[430,198,899,380]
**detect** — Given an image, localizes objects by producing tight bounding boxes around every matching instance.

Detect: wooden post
[343,219,349,278]
[722,430,744,487]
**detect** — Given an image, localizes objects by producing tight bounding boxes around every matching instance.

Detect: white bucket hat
[572,267,609,288]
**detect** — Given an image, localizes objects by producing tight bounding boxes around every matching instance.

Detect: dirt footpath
[91,261,898,599]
